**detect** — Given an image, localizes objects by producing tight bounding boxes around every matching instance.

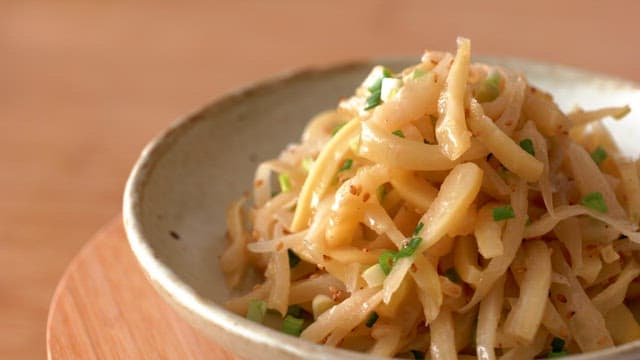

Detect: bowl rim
[123,55,640,359]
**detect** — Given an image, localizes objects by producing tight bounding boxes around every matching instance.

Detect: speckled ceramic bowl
[123,57,640,359]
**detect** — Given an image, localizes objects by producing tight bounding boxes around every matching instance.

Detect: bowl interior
[125,56,640,359]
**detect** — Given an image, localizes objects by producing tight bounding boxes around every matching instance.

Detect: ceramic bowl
[123,56,640,359]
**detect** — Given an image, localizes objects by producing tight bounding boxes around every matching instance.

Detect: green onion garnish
[286,304,303,318]
[591,146,608,166]
[288,249,301,268]
[281,315,305,336]
[581,191,608,213]
[339,159,353,172]
[332,122,346,136]
[444,268,461,283]
[548,337,567,357]
[246,299,267,323]
[364,68,393,111]
[379,251,396,275]
[492,205,515,221]
[376,184,389,203]
[410,350,425,360]
[278,173,292,193]
[365,311,379,328]
[413,222,424,236]
[476,72,501,102]
[412,69,426,79]
[392,130,405,138]
[301,157,314,172]
[364,92,382,110]
[396,237,422,259]
[519,138,535,156]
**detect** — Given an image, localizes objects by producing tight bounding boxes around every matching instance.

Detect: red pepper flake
[556,294,568,303]
[362,192,370,202]
[254,179,264,187]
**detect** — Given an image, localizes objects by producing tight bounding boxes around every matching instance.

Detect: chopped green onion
[526,217,532,226]
[412,69,426,79]
[476,72,501,103]
[286,304,303,318]
[591,146,608,166]
[376,184,389,203]
[581,191,608,213]
[364,91,382,110]
[332,122,346,136]
[413,222,424,236]
[444,268,461,283]
[288,249,301,268]
[548,337,567,357]
[301,157,314,172]
[281,315,305,336]
[410,350,425,360]
[271,190,279,197]
[378,251,396,275]
[278,173,292,193]
[365,311,379,328]
[392,130,405,138]
[246,299,267,323]
[492,205,515,221]
[396,237,422,259]
[519,138,535,156]
[339,158,353,172]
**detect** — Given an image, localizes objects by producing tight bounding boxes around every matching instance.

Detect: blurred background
[2,0,639,358]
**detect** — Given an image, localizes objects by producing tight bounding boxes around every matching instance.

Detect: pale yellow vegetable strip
[429,309,457,360]
[220,197,249,289]
[436,37,472,160]
[468,99,543,182]
[476,275,505,360]
[542,300,570,339]
[370,65,443,131]
[359,121,488,171]
[461,178,528,312]
[567,142,626,219]
[368,324,402,356]
[604,304,640,345]
[246,230,307,253]
[253,192,296,240]
[389,169,438,213]
[454,236,482,285]
[300,287,381,343]
[494,75,526,136]
[475,202,505,259]
[600,243,620,264]
[616,158,640,223]
[580,252,603,285]
[477,159,511,200]
[568,105,631,126]
[291,119,360,231]
[326,164,389,248]
[524,204,640,242]
[522,87,570,137]
[362,202,406,248]
[415,162,484,251]
[592,259,640,315]
[503,240,551,344]
[288,273,346,304]
[518,121,554,214]
[553,217,583,277]
[499,328,548,360]
[266,248,290,316]
[225,281,271,315]
[412,254,443,323]
[383,163,483,303]
[550,242,614,352]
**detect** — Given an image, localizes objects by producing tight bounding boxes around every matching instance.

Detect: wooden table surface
[3,1,640,358]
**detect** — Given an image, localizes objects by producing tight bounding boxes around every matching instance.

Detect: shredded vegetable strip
[222,39,640,359]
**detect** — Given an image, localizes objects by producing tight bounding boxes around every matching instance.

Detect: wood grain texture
[3,0,640,358]
[47,219,238,360]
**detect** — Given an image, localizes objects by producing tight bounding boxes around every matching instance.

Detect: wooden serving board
[46,218,238,359]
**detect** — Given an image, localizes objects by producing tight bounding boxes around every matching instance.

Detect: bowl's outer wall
[125,57,640,359]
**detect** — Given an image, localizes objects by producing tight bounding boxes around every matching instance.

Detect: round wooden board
[46,218,238,359]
